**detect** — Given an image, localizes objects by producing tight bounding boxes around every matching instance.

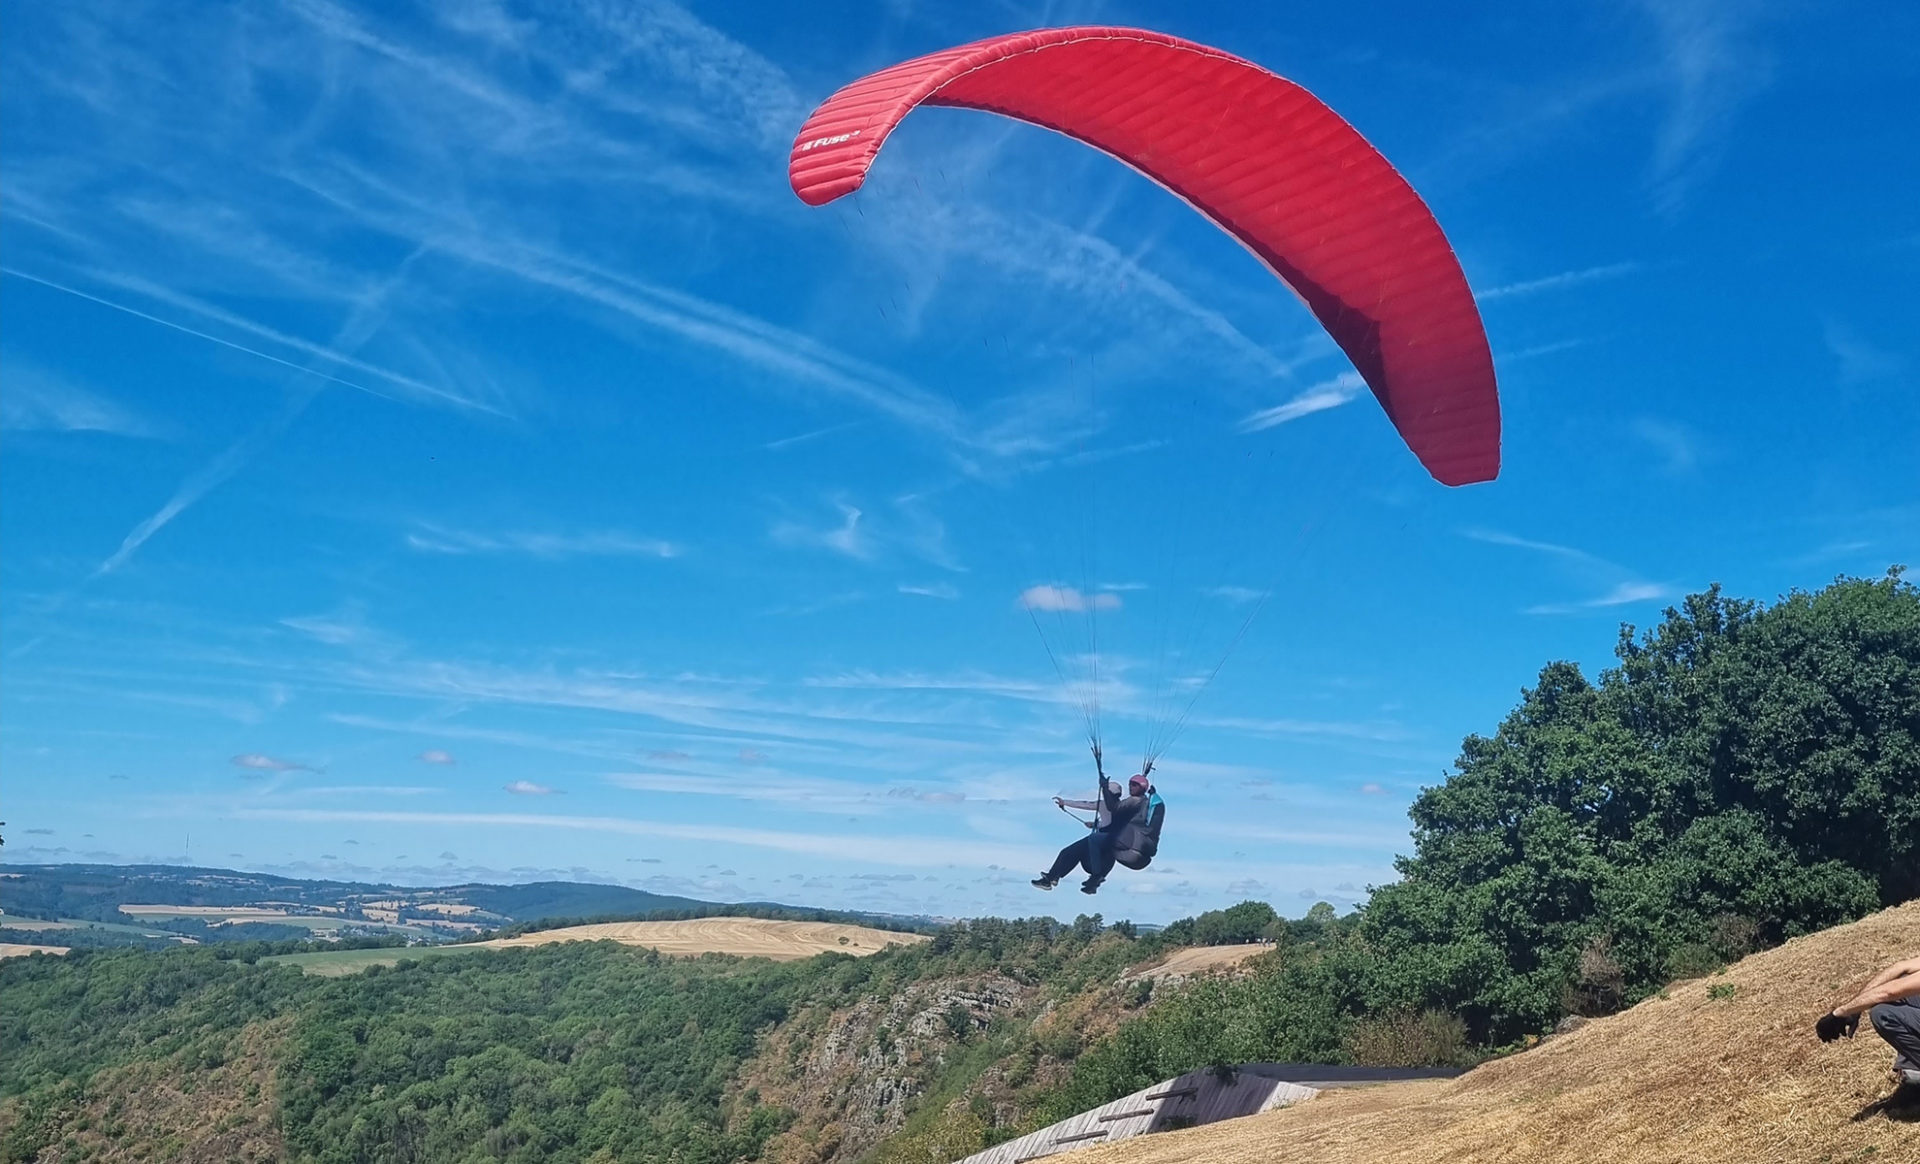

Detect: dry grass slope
[1072,900,1920,1164]
[1123,943,1272,983]
[480,917,929,961]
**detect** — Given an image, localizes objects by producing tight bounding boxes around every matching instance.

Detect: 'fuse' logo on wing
[797,129,862,152]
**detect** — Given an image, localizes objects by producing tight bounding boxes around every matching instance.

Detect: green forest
[3,573,1914,1164]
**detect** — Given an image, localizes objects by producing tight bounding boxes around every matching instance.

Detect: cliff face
[746,974,1037,1164]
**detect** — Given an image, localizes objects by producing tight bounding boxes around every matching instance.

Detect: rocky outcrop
[751,975,1030,1163]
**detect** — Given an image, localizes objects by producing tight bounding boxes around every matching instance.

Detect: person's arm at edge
[1858,955,1920,995]
[1831,963,1920,1018]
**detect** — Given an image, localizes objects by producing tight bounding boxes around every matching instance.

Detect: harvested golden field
[1124,943,1273,982]
[0,942,70,959]
[480,917,930,961]
[1073,900,1919,1164]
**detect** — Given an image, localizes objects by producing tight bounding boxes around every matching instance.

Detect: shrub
[1343,1009,1471,1068]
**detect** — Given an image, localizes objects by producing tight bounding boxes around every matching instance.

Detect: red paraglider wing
[789,27,1500,486]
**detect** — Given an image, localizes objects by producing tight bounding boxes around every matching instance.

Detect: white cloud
[1019,585,1121,613]
[1525,581,1672,616]
[899,582,959,599]
[280,611,376,647]
[417,750,456,765]
[888,787,966,804]
[772,503,869,560]
[1824,322,1906,385]
[234,806,1039,869]
[1463,528,1605,565]
[1497,339,1590,362]
[86,251,427,579]
[1190,715,1407,743]
[765,421,860,450]
[1,270,487,412]
[503,780,556,795]
[0,362,160,436]
[94,388,320,578]
[1631,418,1700,474]
[1237,372,1367,433]
[1636,0,1776,214]
[406,524,679,558]
[1466,528,1673,616]
[1204,586,1268,604]
[232,753,311,773]
[1476,262,1641,301]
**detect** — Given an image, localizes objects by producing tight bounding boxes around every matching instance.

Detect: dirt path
[479,917,929,961]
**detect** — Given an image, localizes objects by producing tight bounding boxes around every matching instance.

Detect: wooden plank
[1143,1086,1198,1100]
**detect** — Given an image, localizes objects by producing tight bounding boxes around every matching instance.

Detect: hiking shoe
[1031,876,1057,890]
[1898,1068,1920,1088]
[1080,878,1103,894]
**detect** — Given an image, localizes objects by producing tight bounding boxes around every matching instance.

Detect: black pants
[1871,997,1920,1073]
[1045,832,1115,882]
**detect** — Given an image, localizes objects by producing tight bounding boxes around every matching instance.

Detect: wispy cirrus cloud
[232,753,314,774]
[417,750,455,765]
[3,270,501,415]
[772,502,869,559]
[280,610,382,649]
[1463,528,1675,615]
[1237,372,1367,433]
[1188,715,1409,743]
[899,582,960,599]
[765,421,861,451]
[1525,581,1674,616]
[1019,584,1121,613]
[232,806,1038,869]
[1636,0,1776,214]
[0,361,162,437]
[807,668,1054,701]
[503,780,557,796]
[1204,586,1268,604]
[1476,261,1641,302]
[89,250,427,579]
[1631,417,1703,474]
[1496,339,1590,363]
[1824,321,1906,385]
[406,523,681,559]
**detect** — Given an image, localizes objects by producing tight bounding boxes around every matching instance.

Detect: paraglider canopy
[788,25,1500,486]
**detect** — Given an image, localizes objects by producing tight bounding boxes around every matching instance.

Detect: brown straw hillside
[1071,900,1919,1164]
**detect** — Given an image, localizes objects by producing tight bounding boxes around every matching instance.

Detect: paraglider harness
[1057,747,1165,871]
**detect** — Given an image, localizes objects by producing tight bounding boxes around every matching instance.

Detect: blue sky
[2,0,1913,923]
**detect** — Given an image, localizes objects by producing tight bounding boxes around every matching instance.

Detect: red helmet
[1128,774,1151,795]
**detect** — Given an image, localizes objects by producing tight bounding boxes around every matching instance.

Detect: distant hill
[374,878,715,923]
[0,863,927,938]
[0,863,706,925]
